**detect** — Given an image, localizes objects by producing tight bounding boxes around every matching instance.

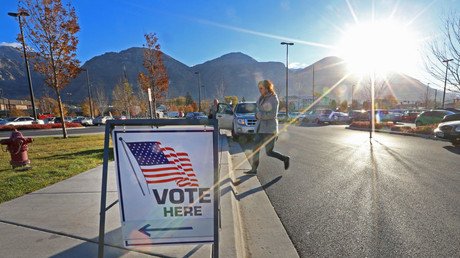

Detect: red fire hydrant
[0,129,33,169]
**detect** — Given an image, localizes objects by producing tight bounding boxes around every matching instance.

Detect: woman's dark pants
[250,133,287,170]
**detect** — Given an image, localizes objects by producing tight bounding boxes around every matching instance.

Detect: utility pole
[425,83,430,108]
[81,68,94,119]
[312,64,315,103]
[351,84,354,109]
[194,72,202,112]
[434,89,437,108]
[8,11,38,121]
[442,58,453,108]
[281,42,294,117]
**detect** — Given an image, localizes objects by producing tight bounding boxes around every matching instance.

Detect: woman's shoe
[284,156,290,170]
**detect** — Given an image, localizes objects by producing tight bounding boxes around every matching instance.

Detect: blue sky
[2,0,459,85]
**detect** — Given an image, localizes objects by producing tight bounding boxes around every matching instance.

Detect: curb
[345,126,450,142]
[226,135,299,258]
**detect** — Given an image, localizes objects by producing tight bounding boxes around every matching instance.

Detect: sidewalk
[0,133,298,257]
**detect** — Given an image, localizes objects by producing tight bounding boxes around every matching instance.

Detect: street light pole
[312,64,315,103]
[351,84,355,109]
[194,71,202,112]
[8,11,38,121]
[425,83,430,108]
[80,68,94,119]
[281,42,294,117]
[434,89,437,108]
[442,58,453,109]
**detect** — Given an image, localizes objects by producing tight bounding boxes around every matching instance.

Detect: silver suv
[232,102,257,139]
[214,102,257,140]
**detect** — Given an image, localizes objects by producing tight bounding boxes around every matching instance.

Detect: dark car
[349,110,369,122]
[434,120,460,146]
[441,113,460,123]
[414,110,455,126]
[401,110,422,123]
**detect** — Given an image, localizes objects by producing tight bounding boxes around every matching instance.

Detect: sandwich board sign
[111,125,217,247]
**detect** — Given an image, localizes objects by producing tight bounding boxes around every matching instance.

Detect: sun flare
[337,20,420,76]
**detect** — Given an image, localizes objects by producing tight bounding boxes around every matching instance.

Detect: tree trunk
[56,90,68,139]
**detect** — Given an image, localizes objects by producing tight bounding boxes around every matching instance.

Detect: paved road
[237,125,460,257]
[0,125,105,138]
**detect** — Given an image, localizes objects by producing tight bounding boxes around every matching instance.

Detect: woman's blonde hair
[258,80,276,95]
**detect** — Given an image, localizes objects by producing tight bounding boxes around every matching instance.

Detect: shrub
[400,125,436,135]
[349,121,390,130]
[0,123,82,131]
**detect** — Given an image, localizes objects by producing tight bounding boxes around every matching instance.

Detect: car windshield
[235,103,257,113]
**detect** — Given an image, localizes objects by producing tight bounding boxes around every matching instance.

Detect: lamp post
[351,84,355,109]
[312,64,315,102]
[194,71,202,112]
[434,89,437,108]
[281,42,294,117]
[8,11,38,121]
[442,58,453,109]
[80,68,94,119]
[425,83,430,108]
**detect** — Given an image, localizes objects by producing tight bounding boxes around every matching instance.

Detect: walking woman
[246,80,290,174]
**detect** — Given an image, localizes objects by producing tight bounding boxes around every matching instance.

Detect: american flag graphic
[125,141,199,187]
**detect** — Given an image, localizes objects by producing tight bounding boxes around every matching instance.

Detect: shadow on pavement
[235,175,282,200]
[50,227,173,258]
[443,145,460,155]
[220,174,253,197]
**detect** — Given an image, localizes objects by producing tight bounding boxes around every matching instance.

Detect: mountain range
[0,45,430,105]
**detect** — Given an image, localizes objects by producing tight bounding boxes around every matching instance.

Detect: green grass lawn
[0,134,112,204]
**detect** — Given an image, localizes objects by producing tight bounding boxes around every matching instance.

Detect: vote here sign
[112,127,216,246]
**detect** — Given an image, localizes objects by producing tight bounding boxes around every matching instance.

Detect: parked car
[303,109,333,123]
[185,112,207,119]
[441,113,460,123]
[401,110,422,123]
[388,110,404,123]
[414,110,455,126]
[312,111,351,124]
[93,116,113,125]
[54,117,73,124]
[44,117,56,124]
[434,120,460,147]
[349,110,369,122]
[72,116,93,126]
[232,102,257,139]
[37,112,54,120]
[3,116,44,126]
[277,112,290,120]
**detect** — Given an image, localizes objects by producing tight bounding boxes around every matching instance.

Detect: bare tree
[112,78,136,118]
[94,87,108,116]
[19,0,80,138]
[425,14,460,93]
[359,75,391,102]
[216,74,226,100]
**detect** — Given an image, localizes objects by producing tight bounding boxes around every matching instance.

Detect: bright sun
[337,20,419,76]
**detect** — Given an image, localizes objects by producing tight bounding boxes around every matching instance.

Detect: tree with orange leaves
[19,0,80,138]
[138,33,169,118]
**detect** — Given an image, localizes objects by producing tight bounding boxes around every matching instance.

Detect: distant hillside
[0,45,432,105]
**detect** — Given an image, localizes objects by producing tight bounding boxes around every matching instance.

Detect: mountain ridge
[0,45,430,105]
